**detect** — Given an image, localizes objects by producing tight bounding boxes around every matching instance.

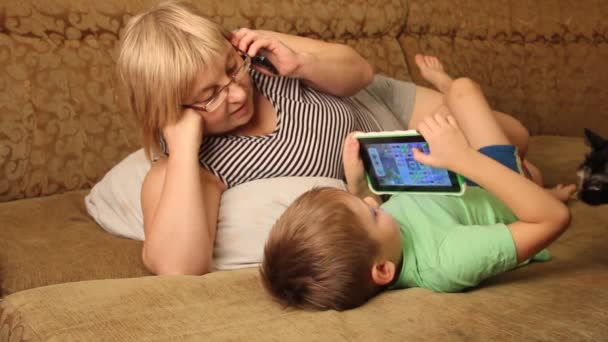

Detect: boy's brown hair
[260,187,381,311]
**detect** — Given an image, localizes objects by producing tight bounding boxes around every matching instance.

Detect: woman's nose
[227,80,247,102]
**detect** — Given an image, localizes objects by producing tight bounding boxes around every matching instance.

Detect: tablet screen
[365,142,452,186]
[358,135,462,193]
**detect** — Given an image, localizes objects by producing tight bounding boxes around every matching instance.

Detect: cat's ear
[584,128,606,150]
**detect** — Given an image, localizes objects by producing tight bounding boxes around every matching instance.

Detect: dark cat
[577,129,608,205]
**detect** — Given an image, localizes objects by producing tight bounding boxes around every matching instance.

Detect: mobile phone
[355,130,466,196]
[251,55,279,75]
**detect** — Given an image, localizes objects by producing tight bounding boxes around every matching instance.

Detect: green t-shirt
[383,187,548,292]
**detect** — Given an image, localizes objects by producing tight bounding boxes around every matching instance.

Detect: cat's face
[577,129,608,205]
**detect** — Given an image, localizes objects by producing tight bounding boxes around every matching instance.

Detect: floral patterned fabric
[401,0,608,136]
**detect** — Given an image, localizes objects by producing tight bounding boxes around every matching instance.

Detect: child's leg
[414,57,508,149]
[494,112,530,156]
[523,159,543,186]
[410,55,530,155]
[418,63,576,201]
[416,56,536,178]
[449,80,576,200]
[444,78,512,149]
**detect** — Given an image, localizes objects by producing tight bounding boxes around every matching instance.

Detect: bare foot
[415,54,453,94]
[546,184,577,202]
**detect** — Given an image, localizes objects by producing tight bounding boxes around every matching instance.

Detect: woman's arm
[413,114,571,264]
[232,29,374,97]
[140,109,225,275]
[141,157,223,275]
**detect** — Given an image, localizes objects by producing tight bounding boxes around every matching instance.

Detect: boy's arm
[455,153,570,263]
[413,115,571,263]
[342,133,383,203]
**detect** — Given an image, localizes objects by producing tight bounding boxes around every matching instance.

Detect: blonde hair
[260,187,382,311]
[117,1,230,159]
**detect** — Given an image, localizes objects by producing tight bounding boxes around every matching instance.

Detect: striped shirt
[164,69,382,188]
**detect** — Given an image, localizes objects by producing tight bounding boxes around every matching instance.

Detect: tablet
[355,130,466,195]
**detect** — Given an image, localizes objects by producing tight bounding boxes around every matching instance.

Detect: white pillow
[85,150,345,269]
[85,149,151,241]
[212,177,345,270]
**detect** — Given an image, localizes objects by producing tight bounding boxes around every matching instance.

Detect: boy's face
[345,194,403,263]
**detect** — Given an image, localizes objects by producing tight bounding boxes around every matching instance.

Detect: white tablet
[355,130,466,196]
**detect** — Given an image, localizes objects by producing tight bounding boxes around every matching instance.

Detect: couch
[1,0,607,340]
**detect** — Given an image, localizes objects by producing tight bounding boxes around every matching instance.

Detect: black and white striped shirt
[165,69,382,188]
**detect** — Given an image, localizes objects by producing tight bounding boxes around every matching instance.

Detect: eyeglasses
[182,49,251,113]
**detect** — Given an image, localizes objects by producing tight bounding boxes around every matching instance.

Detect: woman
[117,1,530,275]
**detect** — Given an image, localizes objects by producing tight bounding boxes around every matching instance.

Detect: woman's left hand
[230,28,301,77]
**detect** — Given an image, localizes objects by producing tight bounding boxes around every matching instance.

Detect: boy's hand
[413,110,474,170]
[342,132,369,197]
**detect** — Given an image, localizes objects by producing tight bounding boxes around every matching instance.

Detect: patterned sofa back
[2,0,607,201]
[0,0,409,201]
[400,0,608,137]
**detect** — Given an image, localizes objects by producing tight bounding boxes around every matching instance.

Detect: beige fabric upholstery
[0,190,149,296]
[400,0,608,136]
[2,267,606,341]
[2,200,607,341]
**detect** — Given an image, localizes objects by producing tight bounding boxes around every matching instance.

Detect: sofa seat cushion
[0,190,149,296]
[2,237,608,342]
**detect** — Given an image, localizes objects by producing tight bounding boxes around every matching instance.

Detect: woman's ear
[371,260,396,286]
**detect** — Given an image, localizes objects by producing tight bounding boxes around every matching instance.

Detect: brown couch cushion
[2,209,607,342]
[0,190,149,296]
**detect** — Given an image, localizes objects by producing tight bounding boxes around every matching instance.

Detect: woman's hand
[230,28,301,77]
[232,28,373,96]
[413,108,474,171]
[162,108,205,157]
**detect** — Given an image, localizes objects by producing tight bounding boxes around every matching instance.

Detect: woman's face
[186,45,256,135]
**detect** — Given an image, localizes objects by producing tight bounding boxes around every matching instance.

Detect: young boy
[259,56,576,311]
